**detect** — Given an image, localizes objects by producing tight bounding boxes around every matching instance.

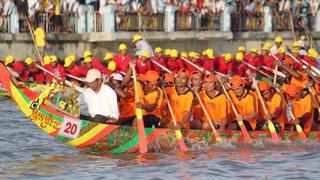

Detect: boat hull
[1,64,320,154]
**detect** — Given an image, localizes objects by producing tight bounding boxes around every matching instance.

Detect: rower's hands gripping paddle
[275,85,308,141]
[194,92,222,142]
[160,84,188,151]
[130,63,148,153]
[217,76,253,143]
[251,76,281,142]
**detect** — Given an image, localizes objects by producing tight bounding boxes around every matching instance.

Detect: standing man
[78,69,119,123]
[132,34,154,57]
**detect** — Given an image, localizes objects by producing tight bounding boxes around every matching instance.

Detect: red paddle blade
[136,109,148,153]
[296,124,308,141]
[267,121,281,142]
[238,120,253,143]
[175,130,188,151]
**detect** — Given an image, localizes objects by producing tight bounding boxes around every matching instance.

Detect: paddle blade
[237,120,253,143]
[136,109,148,153]
[215,136,222,143]
[175,130,188,151]
[267,120,281,142]
[295,124,308,141]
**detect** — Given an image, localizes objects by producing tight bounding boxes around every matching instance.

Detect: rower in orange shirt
[198,74,228,131]
[256,81,288,131]
[190,70,204,129]
[134,70,164,127]
[24,57,45,84]
[285,84,314,132]
[227,75,259,130]
[165,68,194,129]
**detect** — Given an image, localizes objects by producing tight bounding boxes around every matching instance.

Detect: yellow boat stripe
[67,124,108,146]
[10,82,56,134]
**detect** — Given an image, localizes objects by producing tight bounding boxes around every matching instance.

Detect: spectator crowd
[0,0,319,33]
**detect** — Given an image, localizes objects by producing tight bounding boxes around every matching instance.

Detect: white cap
[110,73,123,81]
[84,69,101,83]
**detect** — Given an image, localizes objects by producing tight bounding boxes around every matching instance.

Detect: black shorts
[256,121,282,132]
[227,120,253,131]
[117,115,162,128]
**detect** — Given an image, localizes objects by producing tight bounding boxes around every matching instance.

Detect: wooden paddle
[286,52,320,76]
[25,17,44,65]
[180,57,227,77]
[251,77,281,142]
[240,61,273,79]
[193,91,222,142]
[275,86,308,141]
[130,63,148,153]
[160,84,188,151]
[217,77,253,143]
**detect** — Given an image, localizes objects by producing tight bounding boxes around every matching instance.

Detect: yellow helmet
[24,57,34,65]
[50,55,58,62]
[263,42,272,50]
[194,52,199,59]
[236,52,244,61]
[224,53,233,61]
[238,46,246,52]
[164,49,171,56]
[170,49,178,58]
[84,57,92,63]
[292,48,300,53]
[181,51,188,58]
[292,41,301,47]
[83,50,92,58]
[154,47,162,53]
[188,51,196,58]
[308,48,319,59]
[132,34,142,43]
[274,36,283,43]
[4,55,14,65]
[43,55,51,65]
[250,48,259,54]
[69,55,76,62]
[64,56,73,68]
[107,61,117,72]
[104,53,113,60]
[205,49,214,59]
[119,43,127,51]
[278,46,286,54]
[141,51,150,58]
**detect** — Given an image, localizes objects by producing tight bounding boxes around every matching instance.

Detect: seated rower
[285,84,314,133]
[24,57,45,84]
[45,55,66,83]
[227,75,259,131]
[165,68,194,129]
[256,81,288,131]
[198,74,228,131]
[78,69,119,124]
[190,70,204,129]
[4,55,29,82]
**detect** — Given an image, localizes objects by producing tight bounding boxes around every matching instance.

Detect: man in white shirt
[78,69,119,124]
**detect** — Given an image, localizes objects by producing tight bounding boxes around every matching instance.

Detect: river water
[1,98,320,179]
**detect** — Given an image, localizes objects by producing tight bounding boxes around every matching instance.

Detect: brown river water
[0,98,319,179]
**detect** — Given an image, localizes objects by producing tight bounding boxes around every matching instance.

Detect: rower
[132,34,154,57]
[185,51,201,72]
[244,48,262,74]
[45,55,66,83]
[190,70,204,129]
[63,56,86,83]
[198,74,228,131]
[136,51,152,74]
[255,81,288,131]
[202,48,215,72]
[285,84,314,132]
[78,69,119,124]
[261,42,275,70]
[166,49,185,73]
[113,43,132,73]
[152,47,166,74]
[103,52,116,75]
[216,53,236,76]
[304,48,318,68]
[4,55,29,82]
[227,75,259,131]
[24,57,45,84]
[164,68,194,129]
[83,50,109,75]
[134,70,164,128]
[270,36,283,55]
[163,73,174,88]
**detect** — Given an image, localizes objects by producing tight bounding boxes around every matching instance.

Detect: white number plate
[58,116,82,139]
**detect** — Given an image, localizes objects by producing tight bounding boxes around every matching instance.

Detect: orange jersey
[229,90,258,130]
[165,86,194,129]
[199,91,228,124]
[137,83,163,118]
[292,93,314,132]
[119,87,135,119]
[263,92,288,130]
[192,90,205,121]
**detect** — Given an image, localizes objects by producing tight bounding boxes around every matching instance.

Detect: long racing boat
[0,63,319,154]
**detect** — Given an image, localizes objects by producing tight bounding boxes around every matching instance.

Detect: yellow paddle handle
[135,108,143,120]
